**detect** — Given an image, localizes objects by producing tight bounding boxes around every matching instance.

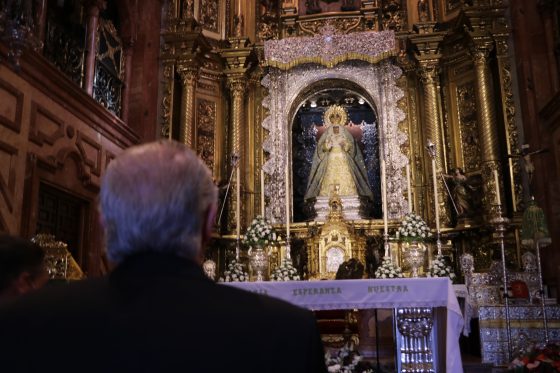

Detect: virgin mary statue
[305,105,373,203]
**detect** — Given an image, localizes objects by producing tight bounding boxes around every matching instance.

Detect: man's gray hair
[100,140,217,264]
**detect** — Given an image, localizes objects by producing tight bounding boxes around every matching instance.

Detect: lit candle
[381,158,388,235]
[431,158,440,233]
[406,163,412,213]
[236,167,241,239]
[260,168,265,217]
[237,0,241,15]
[285,164,290,238]
[493,169,501,206]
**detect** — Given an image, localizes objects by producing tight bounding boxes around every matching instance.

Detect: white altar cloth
[226,277,464,373]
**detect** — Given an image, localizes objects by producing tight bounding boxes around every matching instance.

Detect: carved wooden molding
[0,45,139,148]
[76,132,102,177]
[105,150,115,170]
[0,77,23,133]
[29,102,66,146]
[0,140,18,213]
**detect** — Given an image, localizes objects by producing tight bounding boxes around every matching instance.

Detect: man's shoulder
[0,277,108,315]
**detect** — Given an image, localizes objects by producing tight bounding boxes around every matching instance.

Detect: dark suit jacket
[0,253,327,373]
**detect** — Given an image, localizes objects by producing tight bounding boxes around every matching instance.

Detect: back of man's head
[0,235,46,298]
[100,140,217,264]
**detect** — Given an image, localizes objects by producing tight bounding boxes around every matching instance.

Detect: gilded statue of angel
[443,168,474,218]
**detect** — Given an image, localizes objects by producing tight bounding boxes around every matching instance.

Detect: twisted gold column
[228,77,246,156]
[418,63,451,227]
[227,76,247,233]
[471,42,502,217]
[178,66,198,148]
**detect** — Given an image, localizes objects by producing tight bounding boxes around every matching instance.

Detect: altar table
[226,277,464,373]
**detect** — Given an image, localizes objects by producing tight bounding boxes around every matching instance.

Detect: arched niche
[261,60,408,224]
[287,79,381,222]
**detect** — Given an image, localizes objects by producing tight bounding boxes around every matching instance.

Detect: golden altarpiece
[159,0,524,272]
[157,0,548,367]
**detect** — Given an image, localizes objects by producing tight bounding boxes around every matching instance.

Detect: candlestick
[431,158,440,233]
[285,164,290,238]
[406,163,412,213]
[260,168,265,217]
[381,158,388,235]
[491,206,512,359]
[493,169,502,206]
[236,167,241,239]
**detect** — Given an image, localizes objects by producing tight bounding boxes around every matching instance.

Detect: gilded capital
[178,66,199,86]
[494,37,509,57]
[417,63,440,85]
[396,52,416,74]
[469,41,494,66]
[227,76,247,96]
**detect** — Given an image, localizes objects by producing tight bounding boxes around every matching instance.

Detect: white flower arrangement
[243,215,278,248]
[218,259,248,282]
[374,258,404,279]
[427,254,456,281]
[270,258,300,281]
[397,213,431,242]
[325,345,374,373]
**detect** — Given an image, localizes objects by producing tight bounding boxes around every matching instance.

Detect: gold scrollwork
[495,37,523,212]
[198,0,219,33]
[457,82,481,172]
[160,64,174,138]
[298,16,362,36]
[196,98,216,171]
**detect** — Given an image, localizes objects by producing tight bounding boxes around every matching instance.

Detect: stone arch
[287,78,379,127]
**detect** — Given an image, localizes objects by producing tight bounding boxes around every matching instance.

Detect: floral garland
[243,216,278,248]
[218,259,248,282]
[325,345,374,373]
[397,213,431,242]
[427,254,456,281]
[270,258,300,281]
[510,343,560,372]
[374,258,404,279]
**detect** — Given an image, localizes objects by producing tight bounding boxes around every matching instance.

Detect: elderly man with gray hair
[0,141,327,373]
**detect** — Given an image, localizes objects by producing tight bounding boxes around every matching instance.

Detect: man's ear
[202,203,217,246]
[13,272,33,295]
[196,203,217,265]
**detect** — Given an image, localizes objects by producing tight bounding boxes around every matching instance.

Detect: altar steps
[462,363,494,373]
[461,355,497,373]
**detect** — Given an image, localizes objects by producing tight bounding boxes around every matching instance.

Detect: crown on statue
[323,104,348,127]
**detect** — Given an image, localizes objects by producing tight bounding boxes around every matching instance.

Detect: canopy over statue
[305,105,373,218]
